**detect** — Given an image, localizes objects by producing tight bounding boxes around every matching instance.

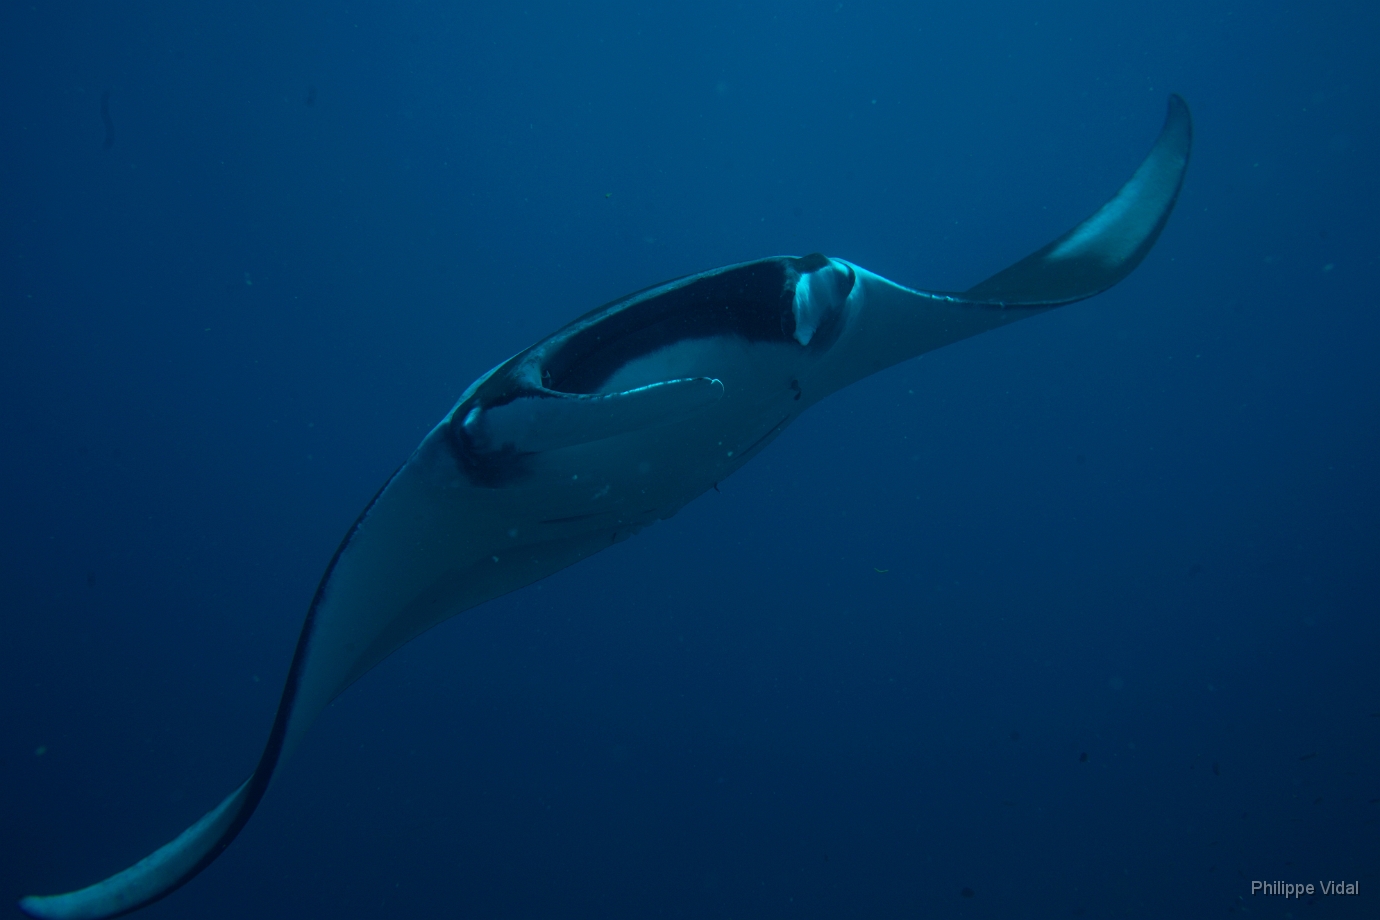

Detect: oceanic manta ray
[21,95,1191,919]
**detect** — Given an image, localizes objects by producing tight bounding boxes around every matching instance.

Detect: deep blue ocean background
[3,2,1377,917]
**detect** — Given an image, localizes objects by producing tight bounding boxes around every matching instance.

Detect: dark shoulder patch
[445,410,533,487]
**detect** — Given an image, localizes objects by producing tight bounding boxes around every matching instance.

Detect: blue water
[2,2,1376,917]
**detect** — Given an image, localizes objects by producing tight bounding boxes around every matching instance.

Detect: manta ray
[21,95,1191,919]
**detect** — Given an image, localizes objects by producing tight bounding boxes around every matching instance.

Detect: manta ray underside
[20,95,1191,919]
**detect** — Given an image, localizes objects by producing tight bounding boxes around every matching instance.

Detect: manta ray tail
[959,94,1192,307]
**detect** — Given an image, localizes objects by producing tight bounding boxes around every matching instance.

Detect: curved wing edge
[959,94,1192,306]
[18,783,250,920]
[18,472,400,920]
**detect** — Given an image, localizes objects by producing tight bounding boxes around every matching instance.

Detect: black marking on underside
[445,411,533,488]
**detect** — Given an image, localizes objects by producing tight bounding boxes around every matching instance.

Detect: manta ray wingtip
[957,93,1192,307]
[16,780,255,920]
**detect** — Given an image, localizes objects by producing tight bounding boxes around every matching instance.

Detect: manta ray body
[21,96,1191,919]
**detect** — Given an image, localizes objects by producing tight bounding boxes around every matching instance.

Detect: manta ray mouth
[534,257,825,395]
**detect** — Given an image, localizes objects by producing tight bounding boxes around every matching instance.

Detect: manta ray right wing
[957,93,1193,307]
[823,94,1192,391]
